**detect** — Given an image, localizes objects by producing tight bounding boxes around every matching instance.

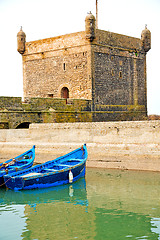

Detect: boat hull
[6,162,86,191]
[0,177,4,186]
[0,160,34,186]
[4,144,87,191]
[0,145,35,187]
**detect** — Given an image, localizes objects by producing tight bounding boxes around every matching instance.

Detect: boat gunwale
[4,144,87,180]
[21,160,86,180]
[0,145,35,177]
[0,145,35,167]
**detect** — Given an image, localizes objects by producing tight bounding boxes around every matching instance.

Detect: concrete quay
[0,120,160,172]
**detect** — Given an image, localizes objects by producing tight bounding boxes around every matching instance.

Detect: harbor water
[0,168,160,240]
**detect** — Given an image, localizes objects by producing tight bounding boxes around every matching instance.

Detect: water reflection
[151,218,160,239]
[0,204,26,240]
[1,178,87,206]
[0,169,160,239]
[0,178,89,240]
[86,168,160,240]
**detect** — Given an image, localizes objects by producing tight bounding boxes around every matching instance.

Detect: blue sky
[0,0,159,114]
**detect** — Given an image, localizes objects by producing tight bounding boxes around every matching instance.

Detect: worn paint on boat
[4,144,87,191]
[0,145,35,186]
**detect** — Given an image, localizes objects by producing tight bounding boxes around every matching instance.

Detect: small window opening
[119,71,122,78]
[48,94,53,98]
[63,63,66,71]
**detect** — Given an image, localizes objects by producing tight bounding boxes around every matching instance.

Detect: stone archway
[16,122,30,129]
[61,87,69,99]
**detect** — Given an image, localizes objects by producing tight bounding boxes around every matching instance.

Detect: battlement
[23,28,143,58]
[24,31,87,57]
[95,29,142,51]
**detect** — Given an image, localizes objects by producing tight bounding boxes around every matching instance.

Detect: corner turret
[141,25,151,52]
[85,12,96,42]
[17,27,26,54]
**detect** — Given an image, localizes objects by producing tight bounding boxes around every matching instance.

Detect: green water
[0,168,160,240]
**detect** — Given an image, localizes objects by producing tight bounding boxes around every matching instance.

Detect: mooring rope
[0,177,13,188]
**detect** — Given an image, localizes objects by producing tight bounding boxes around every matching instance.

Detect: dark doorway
[61,87,69,99]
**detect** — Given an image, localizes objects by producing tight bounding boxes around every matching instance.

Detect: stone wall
[0,97,23,111]
[93,30,146,109]
[94,52,134,105]
[95,29,142,50]
[0,121,160,172]
[24,51,90,99]
[0,97,92,128]
[23,32,92,100]
[0,97,147,129]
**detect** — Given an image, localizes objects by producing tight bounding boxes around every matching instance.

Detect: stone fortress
[0,12,151,128]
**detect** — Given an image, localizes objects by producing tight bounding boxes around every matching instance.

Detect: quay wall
[0,121,160,172]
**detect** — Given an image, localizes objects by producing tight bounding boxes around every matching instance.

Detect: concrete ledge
[0,120,160,171]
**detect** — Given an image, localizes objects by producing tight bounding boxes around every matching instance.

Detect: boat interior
[7,160,29,169]
[41,159,83,173]
[21,159,83,177]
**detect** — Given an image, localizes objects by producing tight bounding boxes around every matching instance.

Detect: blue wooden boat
[0,145,35,186]
[4,144,87,191]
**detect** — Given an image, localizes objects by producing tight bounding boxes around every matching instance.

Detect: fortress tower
[17,13,151,121]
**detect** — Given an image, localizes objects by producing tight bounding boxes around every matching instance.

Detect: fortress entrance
[61,87,69,99]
